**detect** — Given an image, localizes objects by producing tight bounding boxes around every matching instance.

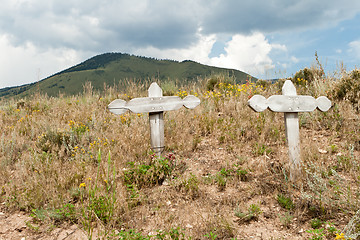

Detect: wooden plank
[248,94,331,113]
[108,99,128,115]
[149,82,162,97]
[267,95,317,112]
[183,95,201,109]
[126,96,183,113]
[282,80,301,183]
[148,83,165,157]
[248,95,268,112]
[316,96,332,111]
[149,112,164,156]
[284,112,301,182]
[108,95,201,114]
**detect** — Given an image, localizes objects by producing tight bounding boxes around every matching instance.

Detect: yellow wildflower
[335,233,345,239]
[79,183,86,188]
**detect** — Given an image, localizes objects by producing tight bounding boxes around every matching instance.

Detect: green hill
[0,52,255,98]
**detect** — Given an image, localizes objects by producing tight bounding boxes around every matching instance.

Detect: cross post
[108,82,201,157]
[148,83,165,156]
[248,80,331,182]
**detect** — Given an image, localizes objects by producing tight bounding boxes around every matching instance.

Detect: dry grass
[0,69,359,239]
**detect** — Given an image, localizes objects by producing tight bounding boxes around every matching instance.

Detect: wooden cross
[248,80,331,182]
[108,82,201,156]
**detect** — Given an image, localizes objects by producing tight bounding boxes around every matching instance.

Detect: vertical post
[282,80,301,182]
[148,83,165,157]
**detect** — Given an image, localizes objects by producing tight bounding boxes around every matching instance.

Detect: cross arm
[248,95,331,113]
[108,95,200,115]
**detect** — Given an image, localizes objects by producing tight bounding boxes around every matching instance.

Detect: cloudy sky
[1,0,360,88]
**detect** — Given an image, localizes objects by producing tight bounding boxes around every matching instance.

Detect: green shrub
[123,154,174,189]
[235,204,262,222]
[332,69,360,112]
[180,173,200,199]
[236,168,248,181]
[311,218,323,229]
[277,194,295,210]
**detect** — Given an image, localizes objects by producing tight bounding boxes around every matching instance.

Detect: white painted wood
[284,112,301,182]
[149,112,164,156]
[248,95,268,112]
[126,96,183,113]
[108,88,200,115]
[267,95,317,112]
[183,95,201,109]
[248,95,331,113]
[148,83,165,156]
[148,82,163,97]
[247,80,332,183]
[108,99,128,115]
[316,96,332,112]
[282,80,301,183]
[282,80,297,96]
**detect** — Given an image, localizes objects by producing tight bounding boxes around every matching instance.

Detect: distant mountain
[0,53,255,98]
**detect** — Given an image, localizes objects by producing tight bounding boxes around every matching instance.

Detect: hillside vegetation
[0,66,359,239]
[0,53,252,99]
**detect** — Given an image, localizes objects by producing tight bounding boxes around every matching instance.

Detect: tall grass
[0,70,359,239]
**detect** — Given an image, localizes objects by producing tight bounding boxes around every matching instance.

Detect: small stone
[299,229,304,233]
[166,201,171,206]
[186,224,193,229]
[318,148,328,154]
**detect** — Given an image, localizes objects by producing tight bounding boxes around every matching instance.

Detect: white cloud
[132,31,216,63]
[207,33,286,76]
[336,49,342,54]
[0,34,81,88]
[291,56,300,63]
[134,32,286,78]
[348,40,360,57]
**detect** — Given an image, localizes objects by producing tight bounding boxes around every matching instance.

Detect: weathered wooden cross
[108,82,201,156]
[248,80,332,182]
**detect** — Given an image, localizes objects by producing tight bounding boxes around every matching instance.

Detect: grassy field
[0,66,359,239]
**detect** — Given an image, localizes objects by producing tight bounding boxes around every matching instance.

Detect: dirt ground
[0,207,87,240]
[0,209,312,240]
[0,136,316,240]
[0,135,355,240]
